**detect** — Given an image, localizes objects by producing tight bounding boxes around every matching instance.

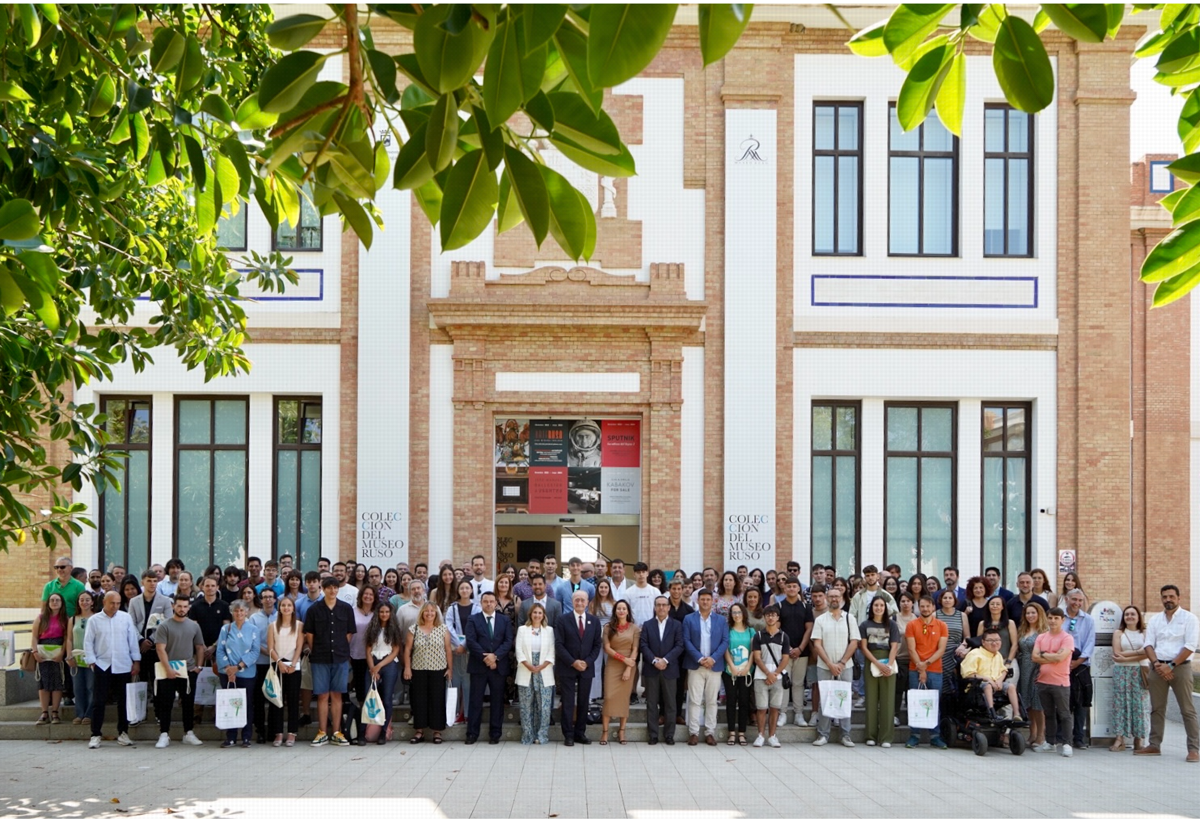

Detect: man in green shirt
[42,557,86,617]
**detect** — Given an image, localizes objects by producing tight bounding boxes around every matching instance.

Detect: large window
[99,397,152,573]
[983,106,1033,257]
[813,103,862,256]
[273,184,322,251]
[888,106,958,256]
[175,398,248,568]
[981,404,1030,585]
[885,404,956,577]
[811,403,860,572]
[274,398,322,569]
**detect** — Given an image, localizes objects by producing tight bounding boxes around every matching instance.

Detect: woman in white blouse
[515,603,556,745]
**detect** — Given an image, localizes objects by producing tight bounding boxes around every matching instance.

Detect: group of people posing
[25,553,1200,761]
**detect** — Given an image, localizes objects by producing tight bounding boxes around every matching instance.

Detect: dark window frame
[980,403,1032,585]
[272,396,323,570]
[810,400,862,574]
[883,402,958,575]
[172,396,250,567]
[812,102,864,257]
[983,104,1034,258]
[887,104,960,257]
[98,396,153,572]
[271,185,323,252]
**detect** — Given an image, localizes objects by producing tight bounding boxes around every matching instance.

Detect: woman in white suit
[515,603,556,745]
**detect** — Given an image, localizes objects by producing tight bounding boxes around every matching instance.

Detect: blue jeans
[907,670,943,742]
[376,661,400,733]
[73,666,93,721]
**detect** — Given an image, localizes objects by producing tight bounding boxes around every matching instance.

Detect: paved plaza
[0,726,1198,819]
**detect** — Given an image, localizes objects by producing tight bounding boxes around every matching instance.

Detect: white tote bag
[125,681,148,725]
[362,679,386,725]
[907,685,940,729]
[262,663,283,708]
[819,679,853,720]
[444,686,459,726]
[215,685,248,730]
[194,670,220,705]
[0,630,15,667]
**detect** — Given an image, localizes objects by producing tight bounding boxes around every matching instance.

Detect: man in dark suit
[464,592,515,745]
[515,574,563,626]
[554,590,602,746]
[641,595,685,745]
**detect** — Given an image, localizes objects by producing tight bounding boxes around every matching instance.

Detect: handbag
[19,649,38,673]
[361,679,386,725]
[818,679,852,719]
[262,662,283,708]
[0,630,15,667]
[194,670,220,705]
[907,682,940,729]
[126,681,148,725]
[759,630,791,690]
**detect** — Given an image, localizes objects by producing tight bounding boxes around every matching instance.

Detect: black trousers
[252,666,269,737]
[155,674,196,734]
[558,668,593,739]
[410,669,448,731]
[722,672,752,733]
[91,667,131,737]
[268,670,302,736]
[643,668,677,741]
[467,668,506,740]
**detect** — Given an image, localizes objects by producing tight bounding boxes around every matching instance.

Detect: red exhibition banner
[600,420,640,468]
[528,467,568,514]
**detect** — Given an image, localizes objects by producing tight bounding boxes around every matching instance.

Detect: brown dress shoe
[705,734,717,746]
[1133,745,1162,756]
[688,733,699,746]
[676,716,687,726]
[1188,750,1199,763]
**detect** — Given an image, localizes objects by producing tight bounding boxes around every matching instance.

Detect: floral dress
[1110,629,1147,740]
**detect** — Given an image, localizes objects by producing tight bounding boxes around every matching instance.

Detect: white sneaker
[88,736,101,749]
[880,742,891,749]
[116,732,133,746]
[894,716,901,727]
[182,731,203,746]
[155,733,170,749]
[753,734,765,748]
[866,739,876,746]
[1033,742,1055,753]
[841,736,856,748]
[1060,744,1073,757]
[794,714,809,727]
[853,697,865,710]
[767,734,782,748]
[812,735,829,747]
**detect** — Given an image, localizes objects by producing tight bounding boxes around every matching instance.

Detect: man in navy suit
[641,595,685,745]
[465,592,515,744]
[554,590,602,746]
[683,589,730,746]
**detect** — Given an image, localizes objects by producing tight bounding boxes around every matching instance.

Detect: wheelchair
[939,674,1029,757]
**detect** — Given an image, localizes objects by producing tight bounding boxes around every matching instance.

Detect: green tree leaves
[587,5,679,88]
[699,5,754,66]
[440,149,498,251]
[259,51,328,114]
[993,15,1054,113]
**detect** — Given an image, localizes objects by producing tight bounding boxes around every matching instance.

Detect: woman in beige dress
[601,599,641,745]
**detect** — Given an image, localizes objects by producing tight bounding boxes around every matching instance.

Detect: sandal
[286,735,296,747]
[409,733,425,744]
[36,712,49,725]
[738,734,748,746]
[1109,739,1127,752]
[50,711,61,724]
[600,736,608,745]
[432,733,443,744]
[727,734,737,746]
[618,728,626,745]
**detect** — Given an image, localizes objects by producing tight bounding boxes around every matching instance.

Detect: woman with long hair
[882,575,901,601]
[352,563,369,590]
[516,603,555,745]
[283,571,304,602]
[1030,568,1055,608]
[119,575,140,611]
[31,593,68,724]
[749,567,766,595]
[742,587,766,632]
[365,602,403,744]
[860,595,900,748]
[67,590,97,726]
[432,565,458,613]
[267,594,304,746]
[937,588,968,696]
[1060,572,1089,610]
[1109,604,1149,752]
[404,602,453,744]
[1017,602,1048,749]
[601,600,640,745]
[648,568,667,594]
[443,579,477,724]
[492,574,519,703]
[238,584,260,616]
[723,602,755,746]
[714,572,741,618]
[589,578,616,705]
[893,592,917,719]
[349,585,379,742]
[963,576,991,622]
[907,574,927,604]
[975,595,1019,663]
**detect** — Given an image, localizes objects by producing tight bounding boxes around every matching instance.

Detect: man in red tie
[554,591,601,746]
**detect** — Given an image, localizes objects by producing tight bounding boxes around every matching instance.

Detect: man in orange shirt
[904,595,948,749]
[1033,607,1076,756]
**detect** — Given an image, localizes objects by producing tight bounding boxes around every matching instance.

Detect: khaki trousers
[1147,660,1200,752]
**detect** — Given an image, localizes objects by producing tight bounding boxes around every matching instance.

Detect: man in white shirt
[690,567,719,608]
[609,559,627,598]
[84,591,142,748]
[469,554,494,604]
[1137,584,1200,762]
[332,561,358,604]
[625,562,659,626]
[810,588,860,748]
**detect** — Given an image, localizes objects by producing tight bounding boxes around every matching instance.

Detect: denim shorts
[310,661,349,696]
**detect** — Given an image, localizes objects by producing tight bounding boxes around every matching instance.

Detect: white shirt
[812,610,861,667]
[157,580,178,598]
[625,583,658,626]
[610,578,627,599]
[336,583,358,604]
[471,578,495,604]
[1145,608,1200,662]
[83,610,141,673]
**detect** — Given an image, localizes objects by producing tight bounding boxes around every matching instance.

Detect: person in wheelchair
[960,629,1023,722]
